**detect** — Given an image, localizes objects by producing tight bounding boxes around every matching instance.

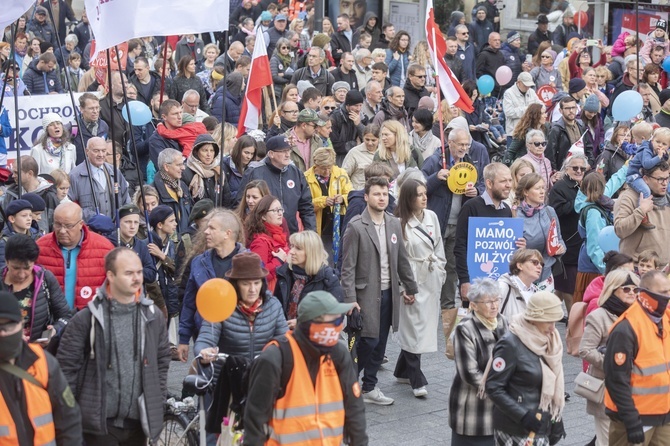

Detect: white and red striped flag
[238,29,273,137]
[425,0,474,114]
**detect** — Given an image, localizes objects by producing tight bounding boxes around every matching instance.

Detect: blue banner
[467,217,524,281]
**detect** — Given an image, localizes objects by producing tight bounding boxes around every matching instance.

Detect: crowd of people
[3,0,670,446]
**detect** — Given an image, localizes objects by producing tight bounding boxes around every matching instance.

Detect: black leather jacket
[485,331,552,437]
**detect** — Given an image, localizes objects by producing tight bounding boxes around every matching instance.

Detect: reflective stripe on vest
[0,343,57,446]
[266,332,345,446]
[605,301,670,416]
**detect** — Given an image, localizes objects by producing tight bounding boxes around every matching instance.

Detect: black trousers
[83,419,146,446]
[394,349,428,389]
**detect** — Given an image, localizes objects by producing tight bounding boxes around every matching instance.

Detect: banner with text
[467,217,524,281]
[3,93,93,160]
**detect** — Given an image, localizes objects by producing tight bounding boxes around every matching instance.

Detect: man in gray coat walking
[341,176,418,406]
[57,247,171,444]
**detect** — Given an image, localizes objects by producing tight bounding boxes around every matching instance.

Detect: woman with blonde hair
[213,122,238,156]
[431,99,456,139]
[305,147,352,247]
[374,120,421,180]
[579,269,639,446]
[506,158,535,213]
[411,41,436,93]
[274,230,344,329]
[371,48,387,64]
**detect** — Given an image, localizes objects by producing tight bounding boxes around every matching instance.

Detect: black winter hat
[344,90,364,106]
[149,205,175,229]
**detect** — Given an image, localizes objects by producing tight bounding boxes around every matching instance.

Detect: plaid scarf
[159,170,183,198]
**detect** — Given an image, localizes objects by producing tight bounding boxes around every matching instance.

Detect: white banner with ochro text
[3,93,94,164]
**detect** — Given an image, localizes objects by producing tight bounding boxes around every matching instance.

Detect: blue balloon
[598,226,620,254]
[122,100,152,126]
[477,75,495,96]
[611,90,643,122]
[663,56,670,74]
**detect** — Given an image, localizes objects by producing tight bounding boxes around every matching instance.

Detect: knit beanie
[332,81,350,94]
[311,33,331,49]
[42,113,62,131]
[568,78,586,95]
[344,90,364,106]
[507,31,521,43]
[583,94,600,113]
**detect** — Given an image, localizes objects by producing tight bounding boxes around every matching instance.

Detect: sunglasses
[280,46,289,49]
[570,166,587,172]
[541,54,552,58]
[532,141,547,147]
[618,286,637,294]
[529,259,545,267]
[323,106,336,110]
[413,75,427,79]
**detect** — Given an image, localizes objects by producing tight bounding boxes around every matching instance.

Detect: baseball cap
[298,109,326,126]
[275,14,287,21]
[35,6,47,15]
[266,135,291,152]
[297,291,354,323]
[517,72,535,87]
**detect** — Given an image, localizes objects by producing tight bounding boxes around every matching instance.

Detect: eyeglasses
[54,220,82,231]
[618,286,637,294]
[267,207,284,214]
[648,175,670,184]
[460,32,469,35]
[528,259,545,267]
[531,141,547,147]
[280,46,289,50]
[562,106,577,111]
[541,55,552,58]
[570,166,588,173]
[477,300,500,307]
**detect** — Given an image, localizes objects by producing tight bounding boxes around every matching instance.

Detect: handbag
[573,369,605,404]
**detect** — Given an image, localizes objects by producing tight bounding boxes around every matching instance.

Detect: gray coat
[579,307,617,417]
[194,294,288,361]
[68,161,131,222]
[450,313,508,436]
[341,209,418,338]
[517,205,565,282]
[56,283,171,442]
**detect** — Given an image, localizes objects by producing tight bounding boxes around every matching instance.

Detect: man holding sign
[421,127,481,353]
[454,163,526,301]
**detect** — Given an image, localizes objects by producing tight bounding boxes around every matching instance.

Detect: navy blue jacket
[121,236,157,285]
[23,59,63,95]
[234,158,316,233]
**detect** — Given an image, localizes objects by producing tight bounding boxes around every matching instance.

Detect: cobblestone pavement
[167,324,592,446]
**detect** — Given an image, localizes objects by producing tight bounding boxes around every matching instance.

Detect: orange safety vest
[266,332,345,446]
[605,301,670,416]
[0,344,56,446]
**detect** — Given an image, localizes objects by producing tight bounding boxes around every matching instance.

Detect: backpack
[566,301,588,357]
[579,203,613,229]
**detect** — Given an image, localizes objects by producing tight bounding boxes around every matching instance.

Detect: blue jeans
[626,173,651,198]
[357,288,392,392]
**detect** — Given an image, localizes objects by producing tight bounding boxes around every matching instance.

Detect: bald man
[216,41,245,74]
[68,136,131,222]
[37,202,114,309]
[476,32,505,95]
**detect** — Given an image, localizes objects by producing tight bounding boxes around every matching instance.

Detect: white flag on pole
[1,0,34,32]
[84,0,230,53]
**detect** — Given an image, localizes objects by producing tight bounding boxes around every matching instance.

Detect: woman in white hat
[485,291,566,446]
[30,112,76,175]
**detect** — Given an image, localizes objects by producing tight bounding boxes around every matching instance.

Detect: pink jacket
[611,32,630,58]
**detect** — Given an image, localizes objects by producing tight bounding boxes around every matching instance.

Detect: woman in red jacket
[246,195,289,292]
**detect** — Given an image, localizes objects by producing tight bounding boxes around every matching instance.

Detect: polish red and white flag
[426,0,474,113]
[238,30,273,137]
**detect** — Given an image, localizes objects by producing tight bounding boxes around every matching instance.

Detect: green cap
[297,291,354,323]
[297,108,326,126]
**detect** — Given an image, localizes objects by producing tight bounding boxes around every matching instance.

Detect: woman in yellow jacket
[305,147,353,249]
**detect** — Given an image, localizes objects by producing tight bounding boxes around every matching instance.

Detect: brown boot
[442,308,459,358]
[641,214,656,230]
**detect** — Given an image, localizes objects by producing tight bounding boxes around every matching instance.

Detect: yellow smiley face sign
[447,162,478,195]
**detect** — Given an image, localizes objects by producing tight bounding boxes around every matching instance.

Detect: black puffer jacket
[274,263,344,318]
[403,79,430,119]
[56,285,170,441]
[485,331,553,437]
[0,265,72,342]
[330,104,365,159]
[597,143,630,181]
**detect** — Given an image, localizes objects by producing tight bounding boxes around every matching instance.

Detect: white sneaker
[363,387,394,405]
[396,377,410,384]
[413,386,428,398]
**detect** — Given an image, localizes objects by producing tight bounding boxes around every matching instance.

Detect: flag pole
[431,27,448,170]
[9,21,22,198]
[216,31,229,208]
[45,5,99,211]
[159,40,170,104]
[106,50,120,243]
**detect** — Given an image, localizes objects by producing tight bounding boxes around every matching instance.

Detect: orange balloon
[196,278,237,323]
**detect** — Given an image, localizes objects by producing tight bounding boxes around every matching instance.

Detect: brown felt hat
[225,252,269,280]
